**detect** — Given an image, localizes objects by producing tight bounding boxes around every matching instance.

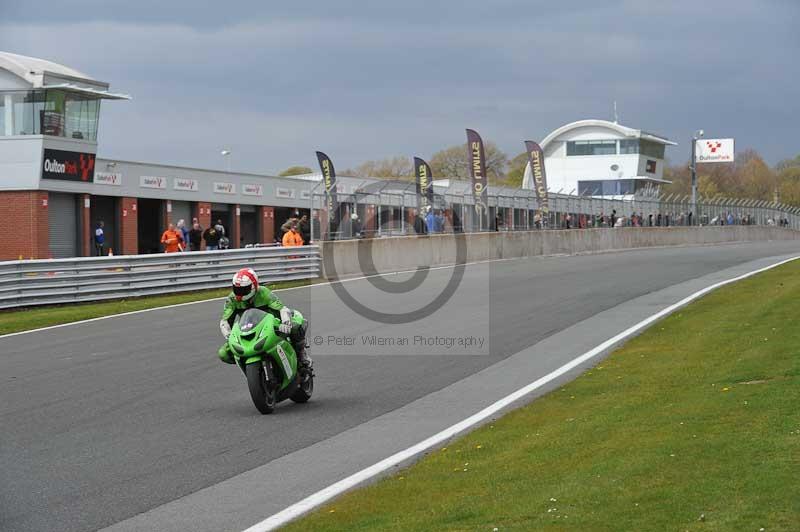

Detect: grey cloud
[1,0,798,172]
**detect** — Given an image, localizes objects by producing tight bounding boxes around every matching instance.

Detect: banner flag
[413,156,434,211]
[466,129,488,216]
[524,140,549,213]
[315,151,339,231]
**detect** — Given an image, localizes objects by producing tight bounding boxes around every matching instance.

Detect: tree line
[277,145,800,206]
[277,140,530,188]
[663,151,800,205]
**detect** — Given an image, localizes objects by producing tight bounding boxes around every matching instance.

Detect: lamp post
[690,130,704,223]
[221,149,232,178]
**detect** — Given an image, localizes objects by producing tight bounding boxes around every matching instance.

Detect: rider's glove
[220,319,231,339]
[278,307,293,335]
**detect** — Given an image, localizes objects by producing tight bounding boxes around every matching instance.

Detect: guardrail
[0,246,320,310]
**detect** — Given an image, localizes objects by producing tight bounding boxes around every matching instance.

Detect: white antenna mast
[613,101,619,124]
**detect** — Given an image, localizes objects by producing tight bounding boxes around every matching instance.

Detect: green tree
[278,166,314,177]
[778,165,800,205]
[776,154,800,172]
[739,154,775,200]
[504,152,529,188]
[345,156,413,179]
[429,142,508,183]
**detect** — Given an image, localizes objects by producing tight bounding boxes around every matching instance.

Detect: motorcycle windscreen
[238,308,267,336]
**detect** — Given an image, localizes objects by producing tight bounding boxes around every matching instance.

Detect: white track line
[241,254,800,532]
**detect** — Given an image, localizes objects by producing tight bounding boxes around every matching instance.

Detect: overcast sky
[2,0,798,174]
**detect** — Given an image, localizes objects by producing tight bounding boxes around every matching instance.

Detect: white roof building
[523,119,676,198]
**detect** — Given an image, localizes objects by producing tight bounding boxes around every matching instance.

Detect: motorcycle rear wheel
[246,361,277,414]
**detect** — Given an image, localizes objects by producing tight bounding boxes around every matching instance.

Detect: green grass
[283,261,800,532]
[0,279,313,335]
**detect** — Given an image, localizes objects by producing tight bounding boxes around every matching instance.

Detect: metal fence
[307,180,800,240]
[0,246,321,310]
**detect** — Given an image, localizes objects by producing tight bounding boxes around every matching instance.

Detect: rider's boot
[295,341,313,372]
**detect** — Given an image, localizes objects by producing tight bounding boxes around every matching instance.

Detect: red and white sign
[140,175,167,189]
[696,138,735,163]
[94,172,122,186]
[174,178,199,191]
[242,183,263,196]
[276,187,296,199]
[214,181,236,194]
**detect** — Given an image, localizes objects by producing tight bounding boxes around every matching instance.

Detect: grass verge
[0,278,314,335]
[283,261,800,531]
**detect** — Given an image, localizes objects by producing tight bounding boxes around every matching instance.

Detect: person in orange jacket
[161,223,185,253]
[282,223,304,247]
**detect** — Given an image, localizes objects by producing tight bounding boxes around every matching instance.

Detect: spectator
[214,219,226,237]
[727,212,734,226]
[565,213,572,229]
[351,212,363,238]
[533,212,542,229]
[161,223,184,253]
[425,206,436,233]
[203,224,221,250]
[413,209,428,235]
[299,214,311,245]
[687,211,693,226]
[610,209,617,227]
[176,219,189,248]
[94,221,105,256]
[435,210,445,233]
[282,223,304,247]
[189,222,203,251]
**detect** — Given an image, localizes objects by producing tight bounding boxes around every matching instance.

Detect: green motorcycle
[227,308,314,414]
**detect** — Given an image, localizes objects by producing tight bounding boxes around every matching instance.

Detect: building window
[618,139,666,158]
[619,139,639,154]
[566,140,617,156]
[578,179,636,196]
[640,140,665,159]
[0,89,100,140]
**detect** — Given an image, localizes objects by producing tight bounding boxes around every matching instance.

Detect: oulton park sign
[42,149,96,182]
[695,138,735,163]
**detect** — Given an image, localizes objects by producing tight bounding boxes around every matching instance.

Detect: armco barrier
[0,246,320,310]
[321,226,800,279]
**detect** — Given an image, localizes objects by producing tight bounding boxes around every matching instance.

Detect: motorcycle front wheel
[246,361,277,414]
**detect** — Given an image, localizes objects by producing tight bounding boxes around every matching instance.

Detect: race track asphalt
[1,240,799,532]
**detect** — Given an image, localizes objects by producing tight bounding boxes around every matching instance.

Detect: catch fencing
[0,246,320,310]
[308,180,800,240]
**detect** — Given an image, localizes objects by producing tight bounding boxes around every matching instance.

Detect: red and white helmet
[232,268,259,302]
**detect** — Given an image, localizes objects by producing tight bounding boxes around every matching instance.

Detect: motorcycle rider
[218,268,312,370]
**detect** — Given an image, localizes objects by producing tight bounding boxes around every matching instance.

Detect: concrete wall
[321,226,800,280]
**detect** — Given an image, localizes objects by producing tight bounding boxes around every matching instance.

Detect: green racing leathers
[217,286,309,366]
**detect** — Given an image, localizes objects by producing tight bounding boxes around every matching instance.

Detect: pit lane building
[0,52,322,260]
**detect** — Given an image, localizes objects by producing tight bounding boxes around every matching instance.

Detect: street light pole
[221,149,232,178]
[690,130,703,225]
